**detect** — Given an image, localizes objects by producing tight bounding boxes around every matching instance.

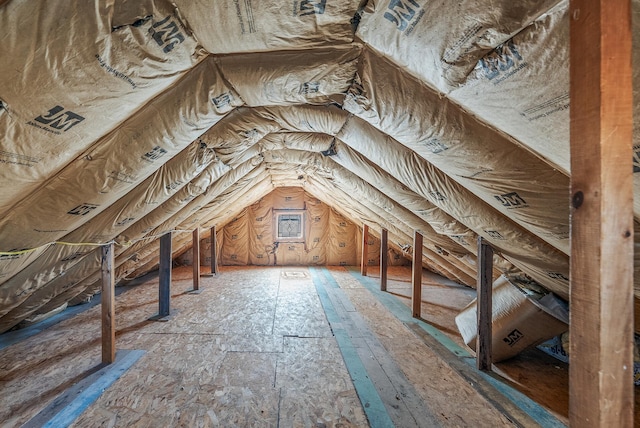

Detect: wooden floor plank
[315,267,441,427]
[342,266,565,427]
[0,265,569,427]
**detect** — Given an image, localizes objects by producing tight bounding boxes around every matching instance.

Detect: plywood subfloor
[0,265,580,427]
[360,265,640,426]
[360,265,571,424]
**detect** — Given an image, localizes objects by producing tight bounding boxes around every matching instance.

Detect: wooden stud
[158,232,172,317]
[211,225,218,275]
[380,228,388,292]
[192,228,200,290]
[101,242,115,364]
[411,230,423,318]
[361,224,369,276]
[476,237,493,371]
[569,0,634,425]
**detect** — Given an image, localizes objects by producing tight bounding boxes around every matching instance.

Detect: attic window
[275,210,305,242]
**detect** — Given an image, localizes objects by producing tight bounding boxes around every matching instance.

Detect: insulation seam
[0,230,195,255]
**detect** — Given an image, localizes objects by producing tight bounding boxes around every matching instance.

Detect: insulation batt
[0,0,203,214]
[450,2,570,174]
[216,45,361,107]
[8,0,640,335]
[172,0,362,53]
[356,0,563,92]
[343,48,570,255]
[336,114,570,298]
[0,57,242,321]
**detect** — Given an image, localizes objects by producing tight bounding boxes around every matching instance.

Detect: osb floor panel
[359,266,571,424]
[0,265,579,427]
[326,267,513,427]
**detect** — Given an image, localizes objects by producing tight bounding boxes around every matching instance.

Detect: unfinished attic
[0,0,637,426]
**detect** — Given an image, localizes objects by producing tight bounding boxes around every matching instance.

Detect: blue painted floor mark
[346,267,566,428]
[40,349,146,428]
[309,267,395,428]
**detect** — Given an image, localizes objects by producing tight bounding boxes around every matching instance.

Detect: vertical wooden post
[411,230,423,318]
[476,237,493,371]
[192,228,200,291]
[380,228,388,292]
[569,0,634,426]
[361,224,369,276]
[158,232,172,317]
[101,242,115,364]
[210,225,218,275]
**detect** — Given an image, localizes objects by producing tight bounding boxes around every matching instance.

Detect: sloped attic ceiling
[0,0,638,333]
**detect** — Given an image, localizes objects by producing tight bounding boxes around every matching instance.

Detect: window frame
[273,210,306,242]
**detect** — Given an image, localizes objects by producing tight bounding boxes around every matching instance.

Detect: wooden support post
[101,242,115,364]
[380,228,388,292]
[211,225,218,275]
[192,228,200,290]
[411,230,423,318]
[361,224,369,276]
[158,232,172,317]
[476,237,493,371]
[569,0,634,426]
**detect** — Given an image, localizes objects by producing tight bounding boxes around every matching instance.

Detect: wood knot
[572,191,584,209]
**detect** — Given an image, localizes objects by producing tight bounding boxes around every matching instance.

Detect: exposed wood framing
[192,228,200,291]
[569,0,634,425]
[361,224,369,276]
[412,230,423,318]
[211,225,218,275]
[100,242,115,364]
[476,237,493,371]
[158,232,172,317]
[380,228,388,291]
